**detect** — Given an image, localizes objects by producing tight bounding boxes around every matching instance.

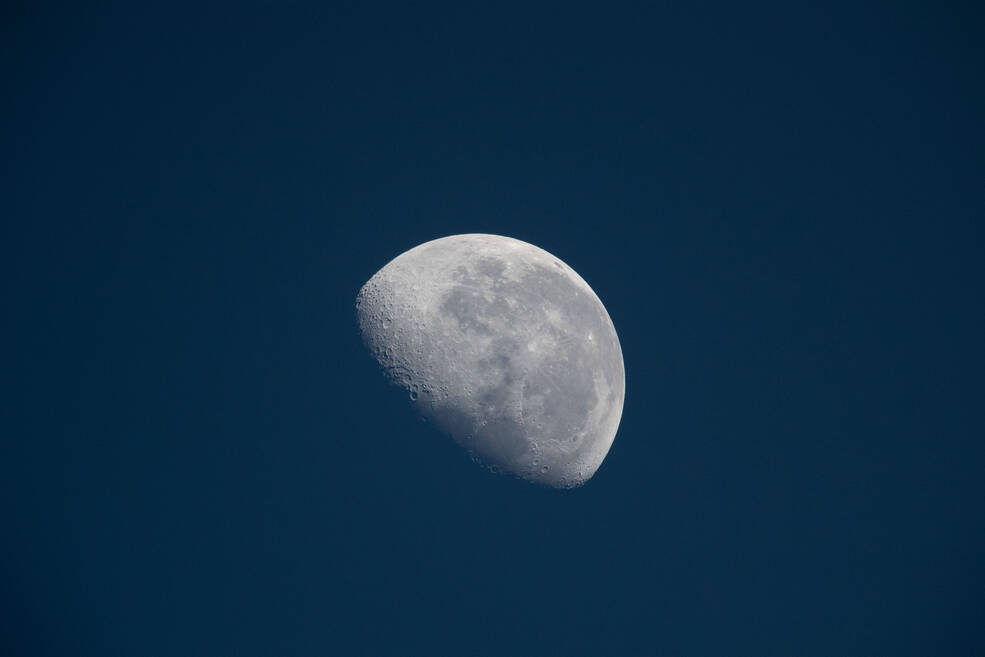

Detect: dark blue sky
[3,2,983,655]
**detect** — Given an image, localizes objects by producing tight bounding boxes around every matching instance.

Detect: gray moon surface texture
[356,234,625,488]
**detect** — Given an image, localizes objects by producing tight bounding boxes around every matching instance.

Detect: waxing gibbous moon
[356,234,625,488]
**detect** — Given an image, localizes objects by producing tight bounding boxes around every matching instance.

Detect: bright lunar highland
[356,234,625,488]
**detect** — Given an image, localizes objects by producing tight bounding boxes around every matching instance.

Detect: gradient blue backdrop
[3,2,983,655]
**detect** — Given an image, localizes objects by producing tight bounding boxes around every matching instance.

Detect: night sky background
[3,2,984,655]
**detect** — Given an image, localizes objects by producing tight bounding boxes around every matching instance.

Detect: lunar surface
[355,234,625,488]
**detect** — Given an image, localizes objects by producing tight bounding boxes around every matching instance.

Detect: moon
[355,234,625,488]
